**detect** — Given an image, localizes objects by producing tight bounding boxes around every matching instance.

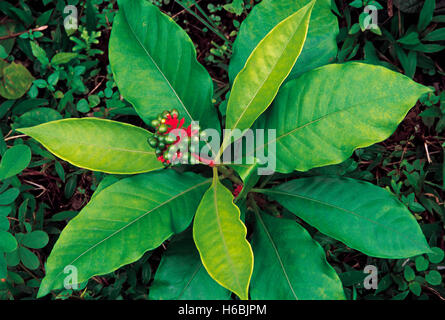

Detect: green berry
[158,142,165,150]
[158,124,168,133]
[155,148,163,156]
[148,137,158,148]
[171,109,179,117]
[151,119,160,128]
[165,135,176,144]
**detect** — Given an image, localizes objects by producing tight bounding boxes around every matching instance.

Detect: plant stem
[0,25,48,40]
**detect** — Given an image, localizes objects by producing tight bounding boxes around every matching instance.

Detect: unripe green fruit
[148,137,158,148]
[158,124,168,133]
[151,119,160,128]
[158,142,165,149]
[171,109,179,117]
[165,135,176,144]
[155,148,163,156]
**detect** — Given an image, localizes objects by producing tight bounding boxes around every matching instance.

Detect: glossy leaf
[19,247,40,270]
[253,62,432,173]
[37,170,211,297]
[21,231,49,249]
[418,0,435,31]
[13,107,62,128]
[223,0,315,149]
[18,118,163,174]
[149,231,231,300]
[229,0,338,83]
[51,52,79,65]
[0,230,17,253]
[109,0,219,130]
[262,176,431,258]
[0,188,20,205]
[193,168,253,300]
[250,211,345,299]
[0,144,31,180]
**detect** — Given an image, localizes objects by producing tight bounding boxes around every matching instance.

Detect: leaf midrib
[255,211,298,300]
[259,93,402,152]
[177,261,202,299]
[51,178,212,282]
[265,189,427,250]
[212,178,243,293]
[52,136,156,156]
[228,10,307,132]
[122,6,193,121]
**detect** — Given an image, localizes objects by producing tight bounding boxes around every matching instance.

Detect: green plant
[16,0,436,300]
[337,0,445,78]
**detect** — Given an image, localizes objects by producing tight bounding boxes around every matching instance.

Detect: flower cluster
[148,109,207,166]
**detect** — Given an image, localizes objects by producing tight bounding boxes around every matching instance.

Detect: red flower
[160,114,212,166]
[232,184,243,198]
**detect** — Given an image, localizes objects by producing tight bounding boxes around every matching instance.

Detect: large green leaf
[193,168,253,300]
[253,62,432,173]
[37,170,211,298]
[109,0,219,130]
[229,0,338,83]
[261,176,431,258]
[250,211,345,300]
[149,231,231,300]
[222,1,315,151]
[18,118,163,174]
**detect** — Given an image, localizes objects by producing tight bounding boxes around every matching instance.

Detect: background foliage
[0,0,444,300]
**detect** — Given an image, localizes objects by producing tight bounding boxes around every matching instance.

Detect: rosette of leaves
[19,0,432,300]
